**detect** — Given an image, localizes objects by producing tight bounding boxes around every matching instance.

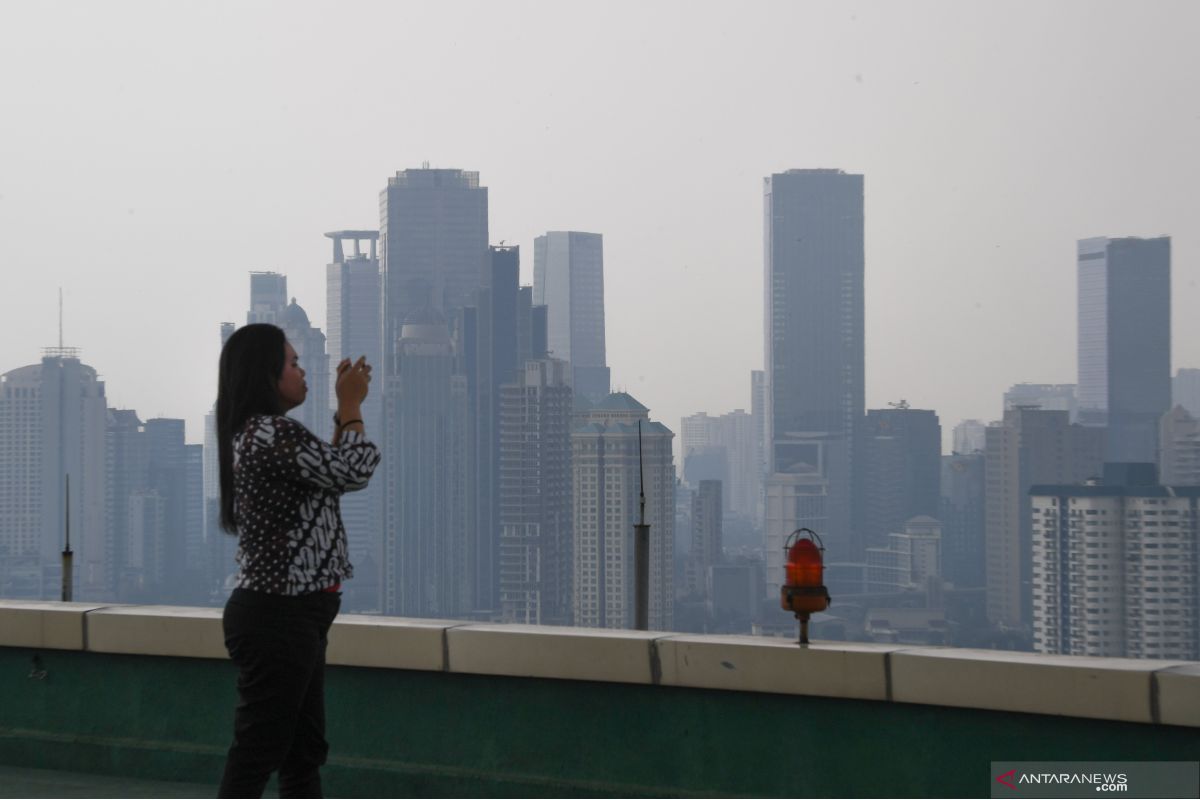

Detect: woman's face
[277,341,307,411]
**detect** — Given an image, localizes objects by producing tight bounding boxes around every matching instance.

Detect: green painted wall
[1,647,1196,797]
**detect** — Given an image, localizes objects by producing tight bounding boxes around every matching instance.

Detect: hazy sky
[1,0,1197,448]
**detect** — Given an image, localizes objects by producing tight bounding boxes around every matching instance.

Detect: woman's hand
[335,356,372,407]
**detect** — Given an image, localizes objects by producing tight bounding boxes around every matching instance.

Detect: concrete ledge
[658,635,899,701]
[890,648,1190,725]
[0,602,1197,728]
[327,615,458,671]
[1156,664,1200,727]
[85,606,226,659]
[0,601,111,650]
[447,624,659,684]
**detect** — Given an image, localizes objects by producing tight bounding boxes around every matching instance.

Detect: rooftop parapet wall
[1,601,1196,728]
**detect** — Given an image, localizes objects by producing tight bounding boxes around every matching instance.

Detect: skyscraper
[1004,384,1078,422]
[1159,406,1200,486]
[861,407,941,551]
[1077,236,1171,462]
[1173,368,1200,419]
[0,350,107,600]
[381,308,471,618]
[325,231,383,611]
[984,409,1104,632]
[247,272,287,325]
[498,358,573,625]
[533,231,610,401]
[763,169,864,559]
[379,168,488,365]
[940,452,986,589]
[572,393,674,630]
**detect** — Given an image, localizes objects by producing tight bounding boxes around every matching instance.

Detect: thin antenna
[61,473,73,602]
[638,420,646,526]
[59,288,63,349]
[633,421,650,630]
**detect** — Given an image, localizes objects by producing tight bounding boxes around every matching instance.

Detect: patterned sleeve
[246,415,381,494]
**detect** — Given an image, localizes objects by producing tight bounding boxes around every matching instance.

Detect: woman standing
[215,323,380,798]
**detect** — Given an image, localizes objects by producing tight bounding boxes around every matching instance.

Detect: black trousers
[218,588,341,799]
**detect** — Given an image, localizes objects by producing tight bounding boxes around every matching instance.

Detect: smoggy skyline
[1,0,1197,445]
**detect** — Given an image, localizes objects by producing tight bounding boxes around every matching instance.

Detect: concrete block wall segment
[327,615,460,671]
[85,605,226,659]
[657,635,901,701]
[1155,664,1200,727]
[0,600,111,650]
[446,624,661,684]
[889,647,1192,725]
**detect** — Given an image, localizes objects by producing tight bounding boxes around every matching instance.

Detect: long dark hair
[217,323,287,533]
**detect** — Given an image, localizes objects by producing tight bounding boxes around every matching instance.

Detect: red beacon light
[780,528,831,645]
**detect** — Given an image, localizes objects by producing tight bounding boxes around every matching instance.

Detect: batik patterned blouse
[232,414,380,595]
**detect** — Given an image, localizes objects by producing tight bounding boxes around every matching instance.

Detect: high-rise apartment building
[984,409,1104,631]
[0,351,107,600]
[533,231,610,401]
[1077,236,1171,462]
[861,407,941,551]
[379,168,488,366]
[763,169,864,559]
[325,231,383,611]
[1031,464,1198,660]
[498,358,573,625]
[572,393,674,630]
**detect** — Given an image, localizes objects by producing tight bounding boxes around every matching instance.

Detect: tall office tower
[1077,236,1171,462]
[380,168,488,368]
[278,299,331,442]
[0,350,107,600]
[498,358,574,625]
[684,480,723,599]
[763,169,864,560]
[1174,369,1200,419]
[184,444,204,593]
[382,308,471,618]
[861,407,941,550]
[940,453,986,588]
[572,393,674,630]
[247,272,288,324]
[866,516,942,593]
[325,231,383,611]
[1159,406,1200,485]
[679,410,759,521]
[472,246,522,614]
[131,418,199,604]
[533,231,610,401]
[1004,384,1078,423]
[952,419,987,455]
[984,409,1104,633]
[1031,464,1198,660]
[105,409,148,600]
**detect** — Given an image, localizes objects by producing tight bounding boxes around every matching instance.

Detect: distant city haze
[1,0,1197,449]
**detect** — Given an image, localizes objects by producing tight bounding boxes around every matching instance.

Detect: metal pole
[799,615,810,646]
[61,474,73,602]
[633,421,650,630]
[634,523,649,630]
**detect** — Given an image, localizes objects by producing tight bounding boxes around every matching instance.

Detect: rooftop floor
[0,764,246,798]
